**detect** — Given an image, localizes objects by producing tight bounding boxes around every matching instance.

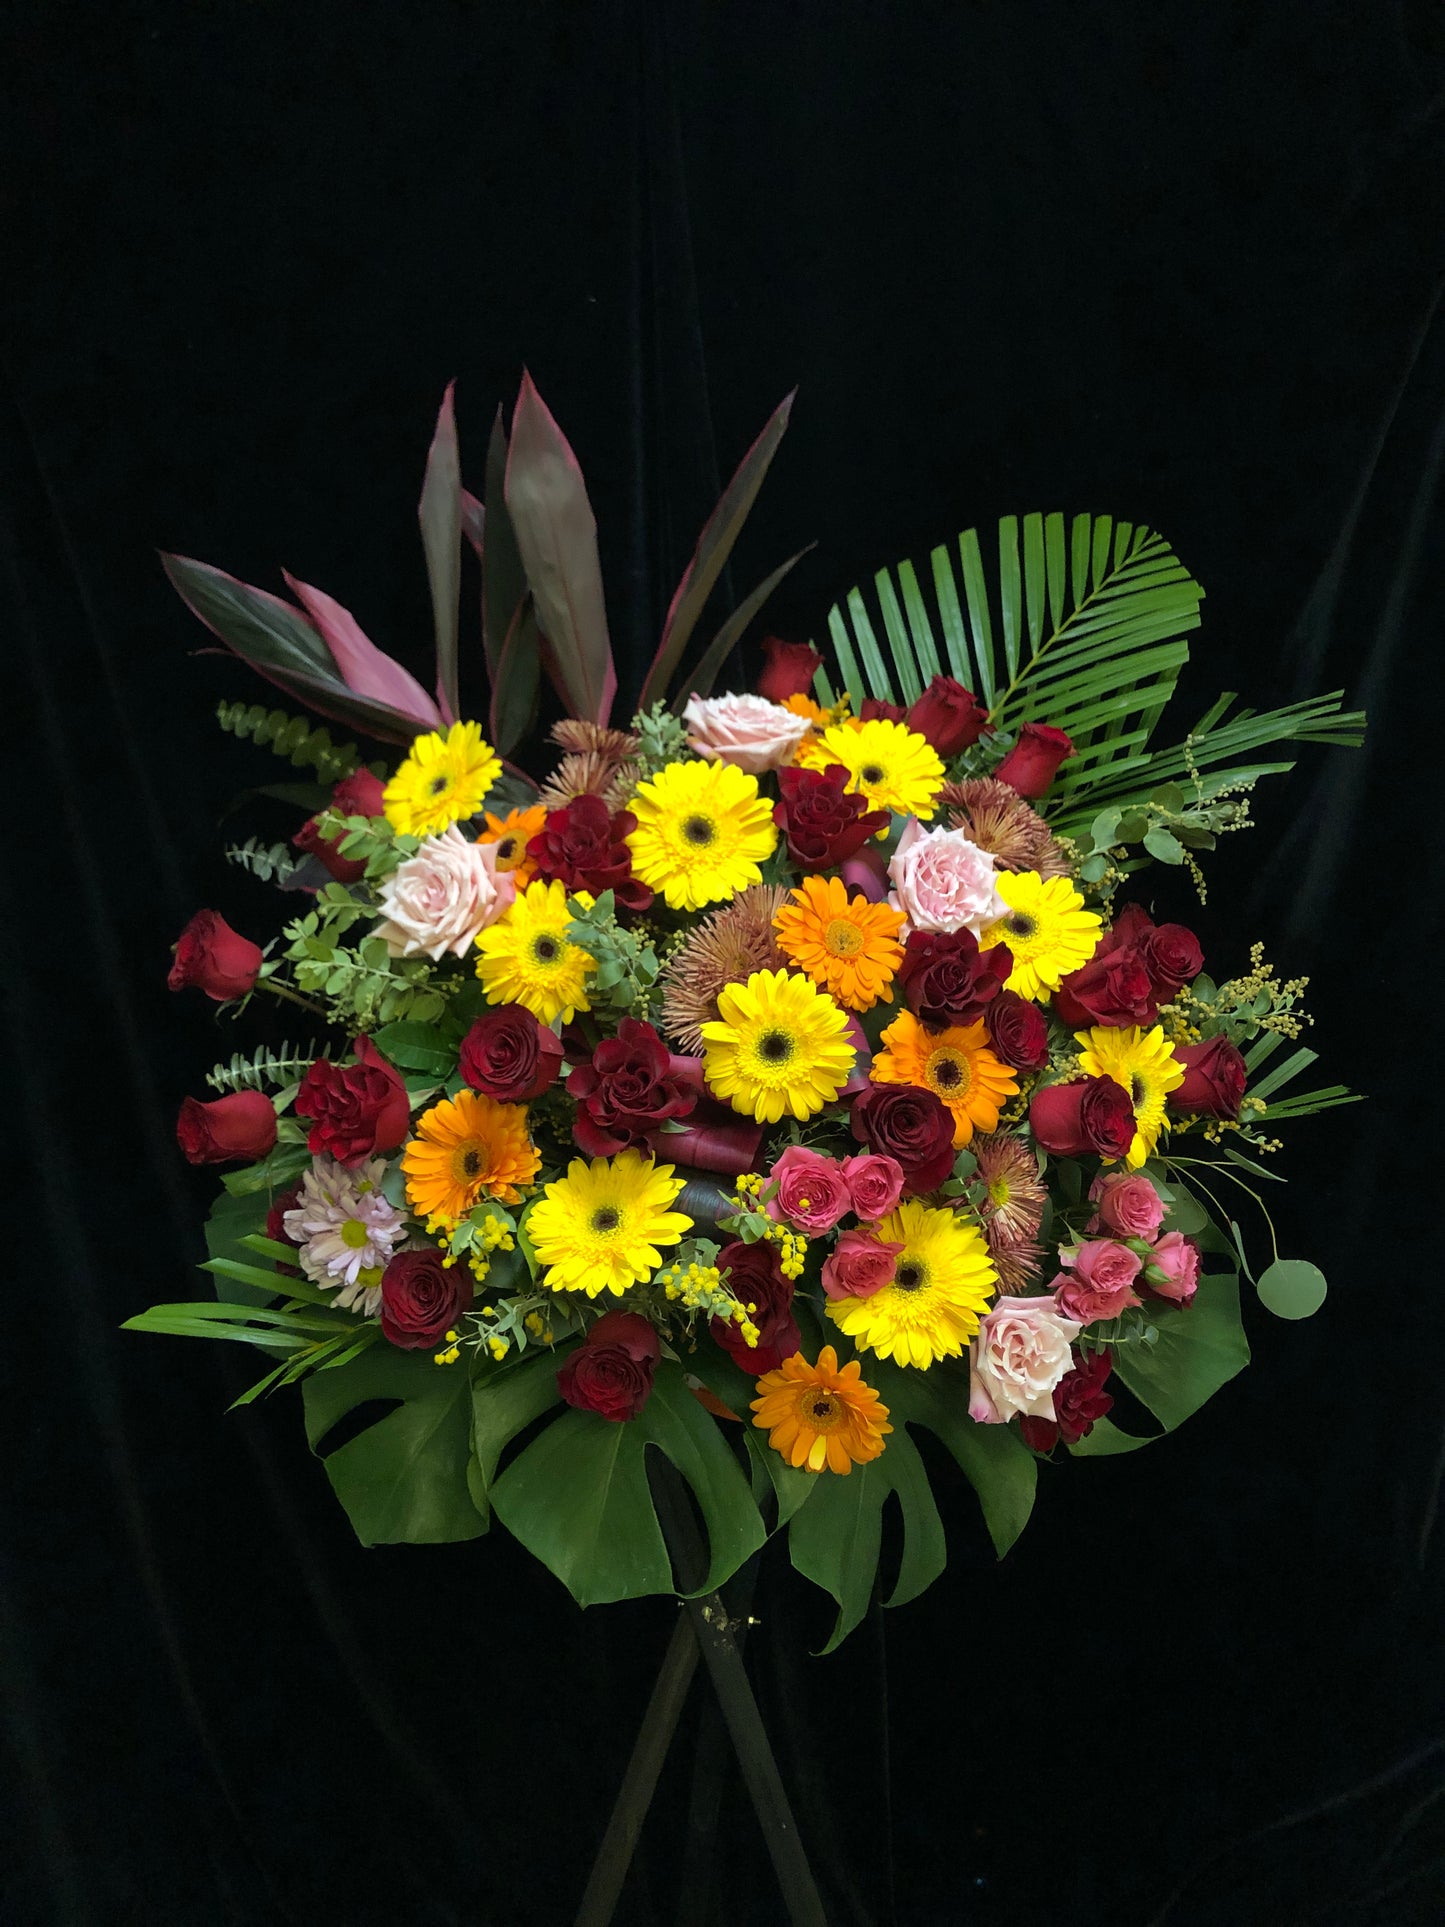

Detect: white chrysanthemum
[282,1155,406,1315]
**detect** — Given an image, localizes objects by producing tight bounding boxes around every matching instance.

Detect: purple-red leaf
[283,573,443,731]
[460,488,485,559]
[489,594,541,759]
[418,381,462,725]
[481,406,524,686]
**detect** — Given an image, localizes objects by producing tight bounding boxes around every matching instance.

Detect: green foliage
[565,891,662,1015]
[630,703,691,775]
[217,700,373,786]
[280,886,449,1029]
[1071,1271,1250,1452]
[205,1040,320,1095]
[1256,1258,1328,1320]
[224,836,303,886]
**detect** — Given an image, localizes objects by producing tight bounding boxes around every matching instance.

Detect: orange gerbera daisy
[476,804,547,887]
[750,1345,892,1474]
[772,875,906,1012]
[780,692,832,727]
[872,1011,1019,1147]
[402,1089,540,1228]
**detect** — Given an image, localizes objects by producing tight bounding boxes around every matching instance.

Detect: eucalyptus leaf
[1255,1259,1327,1320]
[1143,825,1186,864]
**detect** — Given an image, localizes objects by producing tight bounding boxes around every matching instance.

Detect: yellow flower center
[797,1387,844,1432]
[824,917,864,958]
[987,1177,1011,1207]
[340,1219,370,1250]
[926,1048,973,1098]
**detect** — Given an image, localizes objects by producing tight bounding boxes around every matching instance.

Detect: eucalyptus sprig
[564,890,663,1017]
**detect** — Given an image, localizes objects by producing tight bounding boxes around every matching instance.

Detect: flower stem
[260,978,330,1021]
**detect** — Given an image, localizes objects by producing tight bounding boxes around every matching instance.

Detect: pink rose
[766,1146,851,1233]
[1089,1170,1167,1241]
[1143,1231,1201,1306]
[1052,1240,1143,1324]
[841,1153,906,1221]
[968,1296,1082,1424]
[888,817,1008,935]
[682,692,812,775]
[821,1228,904,1300]
[373,825,516,959]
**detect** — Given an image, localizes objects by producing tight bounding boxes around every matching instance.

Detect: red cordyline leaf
[282,573,443,730]
[417,381,462,726]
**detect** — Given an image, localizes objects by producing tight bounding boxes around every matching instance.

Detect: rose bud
[897,928,1011,1030]
[1089,1170,1167,1241]
[1053,943,1157,1030]
[1019,1346,1115,1451]
[756,636,823,704]
[993,722,1075,798]
[849,1083,957,1195]
[1029,1075,1135,1162]
[292,768,388,884]
[905,675,989,755]
[710,1241,801,1373]
[765,1146,852,1233]
[567,1017,696,1157]
[1143,922,1203,994]
[774,764,890,871]
[379,1247,474,1350]
[840,1152,906,1221]
[557,1309,661,1421]
[1168,1036,1246,1119]
[295,1036,410,1165]
[822,1227,904,1300]
[1052,1240,1144,1324]
[984,990,1049,1071]
[460,1006,564,1103]
[528,794,652,913]
[176,1090,278,1165]
[860,696,908,723]
[1142,1231,1201,1306]
[167,910,263,1002]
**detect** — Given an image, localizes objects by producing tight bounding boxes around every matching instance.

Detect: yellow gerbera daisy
[871,1011,1019,1147]
[1075,1023,1185,1168]
[979,870,1101,1000]
[828,1200,997,1368]
[476,803,547,886]
[527,1149,693,1297]
[474,878,596,1024]
[626,758,778,911]
[750,1346,893,1474]
[772,876,906,1012]
[402,1090,541,1228]
[794,717,943,823]
[700,968,856,1123]
[383,721,501,836]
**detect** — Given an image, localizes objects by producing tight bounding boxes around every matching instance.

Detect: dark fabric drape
[3,4,1442,1921]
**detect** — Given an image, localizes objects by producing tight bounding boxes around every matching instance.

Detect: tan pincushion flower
[940,777,1070,878]
[659,884,789,1052]
[538,751,642,813]
[548,720,641,760]
[971,1132,1048,1293]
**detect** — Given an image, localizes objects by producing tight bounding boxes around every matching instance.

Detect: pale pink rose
[682,692,812,774]
[968,1295,1082,1424]
[1089,1170,1167,1241]
[841,1153,906,1221]
[373,826,516,959]
[1053,1239,1143,1324]
[766,1145,851,1233]
[822,1228,904,1300]
[887,817,1009,934]
[1143,1231,1201,1306]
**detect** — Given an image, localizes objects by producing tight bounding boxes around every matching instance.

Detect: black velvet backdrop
[5,4,1444,1923]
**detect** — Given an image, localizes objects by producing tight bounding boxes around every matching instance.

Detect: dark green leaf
[1112,1273,1249,1431]
[370,1020,460,1078]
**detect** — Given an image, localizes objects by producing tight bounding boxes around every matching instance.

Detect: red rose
[1053,944,1157,1029]
[1168,1036,1246,1119]
[994,723,1075,798]
[264,1183,303,1275]
[295,1036,410,1166]
[567,1018,696,1157]
[176,1090,278,1165]
[1019,1346,1114,1451]
[710,1240,801,1373]
[293,768,387,883]
[557,1310,661,1421]
[528,794,652,913]
[897,928,1012,1030]
[167,910,263,1002]
[1029,1076,1135,1161]
[1143,922,1203,993]
[905,675,989,755]
[774,764,891,871]
[459,1005,564,1102]
[850,1083,957,1195]
[860,696,907,723]
[984,991,1050,1071]
[756,636,823,703]
[379,1247,474,1350]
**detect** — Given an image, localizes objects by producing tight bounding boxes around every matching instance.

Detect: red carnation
[379,1247,474,1350]
[710,1241,801,1373]
[897,928,1011,1030]
[292,768,388,884]
[167,910,263,1002]
[1029,1076,1135,1162]
[1019,1347,1115,1451]
[850,1082,957,1195]
[774,764,890,871]
[528,794,651,913]
[756,636,823,704]
[567,1018,696,1157]
[557,1311,661,1422]
[459,1005,565,1102]
[1168,1035,1247,1119]
[176,1090,278,1165]
[295,1036,410,1166]
[905,675,989,755]
[994,723,1075,798]
[985,990,1050,1071]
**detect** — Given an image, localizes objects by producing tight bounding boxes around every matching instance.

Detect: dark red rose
[567,1018,696,1157]
[528,793,652,913]
[985,990,1050,1071]
[774,763,891,871]
[897,928,1012,1030]
[558,1310,661,1421]
[1143,922,1204,993]
[295,1036,410,1165]
[292,768,388,883]
[1053,944,1157,1029]
[176,1091,278,1165]
[459,1005,564,1102]
[710,1241,801,1373]
[379,1247,474,1350]
[905,675,989,755]
[860,696,907,723]
[648,1059,764,1175]
[1028,1076,1135,1161]
[1168,1035,1247,1119]
[994,722,1075,798]
[756,636,823,704]
[850,1083,957,1195]
[167,910,263,1002]
[1018,1347,1114,1451]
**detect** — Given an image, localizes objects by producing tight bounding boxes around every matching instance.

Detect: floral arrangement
[130,377,1363,1647]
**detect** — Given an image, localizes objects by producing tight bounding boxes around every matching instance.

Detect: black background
[4,4,1444,1922]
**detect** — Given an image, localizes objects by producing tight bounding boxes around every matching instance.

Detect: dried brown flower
[940,777,1070,878]
[970,1132,1048,1293]
[658,885,790,1053]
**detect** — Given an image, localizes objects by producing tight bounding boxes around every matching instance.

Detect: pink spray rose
[373,826,515,959]
[1089,1170,1167,1241]
[1052,1240,1144,1324]
[766,1146,852,1233]
[968,1296,1082,1424]
[888,817,1008,935]
[841,1153,906,1222]
[1142,1231,1201,1306]
[682,692,812,774]
[821,1228,904,1300]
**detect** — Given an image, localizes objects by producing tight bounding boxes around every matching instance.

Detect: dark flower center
[758,1030,793,1064]
[683,814,716,846]
[533,936,560,963]
[496,834,519,861]
[894,1261,926,1292]
[429,775,449,796]
[860,764,885,784]
[932,1058,962,1090]
[1130,1074,1146,1106]
[591,1207,621,1234]
[811,1396,838,1421]
[1006,913,1037,938]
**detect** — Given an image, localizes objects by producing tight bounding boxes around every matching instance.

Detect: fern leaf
[206,1041,321,1095]
[224,837,303,885]
[217,702,378,786]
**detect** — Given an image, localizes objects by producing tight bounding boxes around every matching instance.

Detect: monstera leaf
[1070,1271,1250,1456]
